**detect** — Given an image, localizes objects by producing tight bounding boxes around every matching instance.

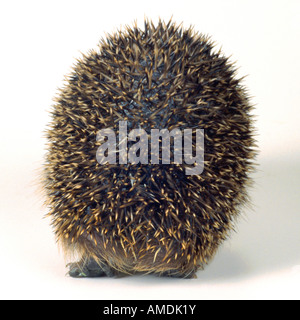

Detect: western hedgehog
[43,19,256,279]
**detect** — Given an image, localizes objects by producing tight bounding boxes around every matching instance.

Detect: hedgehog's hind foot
[67,257,115,278]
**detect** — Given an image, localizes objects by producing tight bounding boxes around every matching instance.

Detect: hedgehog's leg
[67,256,117,278]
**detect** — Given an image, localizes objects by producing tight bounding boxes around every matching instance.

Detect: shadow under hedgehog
[43,19,256,279]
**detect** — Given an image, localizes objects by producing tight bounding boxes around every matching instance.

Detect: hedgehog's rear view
[44,19,256,279]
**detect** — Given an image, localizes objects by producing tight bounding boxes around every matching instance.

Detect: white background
[0,0,299,300]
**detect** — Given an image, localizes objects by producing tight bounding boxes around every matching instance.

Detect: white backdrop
[0,0,299,299]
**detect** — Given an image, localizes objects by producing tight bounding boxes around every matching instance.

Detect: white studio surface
[0,0,299,300]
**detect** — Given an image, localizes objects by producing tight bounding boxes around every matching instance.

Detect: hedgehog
[43,19,256,279]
